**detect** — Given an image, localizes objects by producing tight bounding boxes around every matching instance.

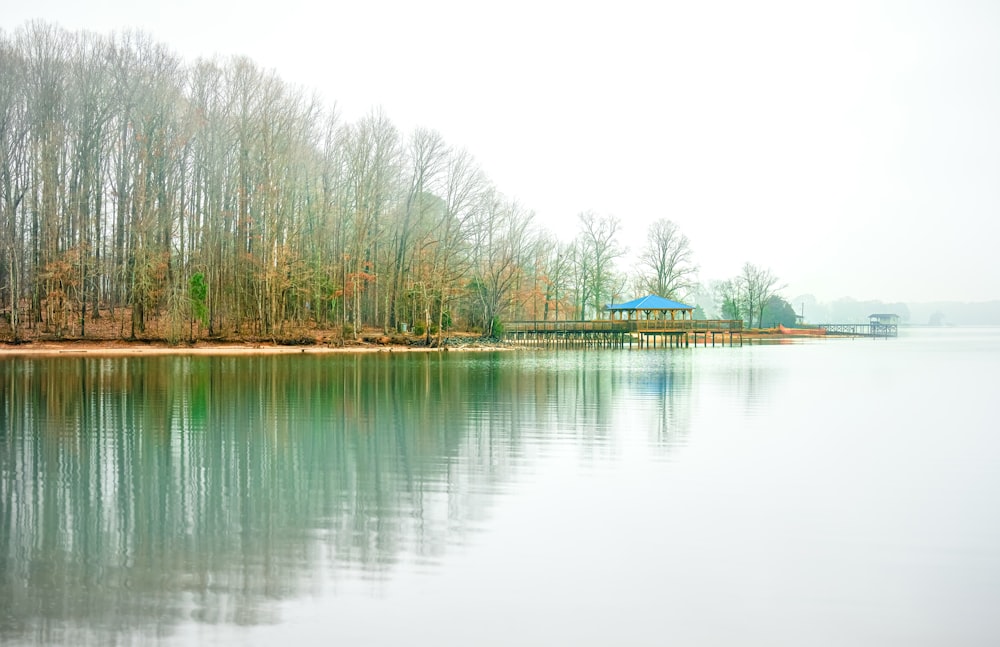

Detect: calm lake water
[2,327,999,646]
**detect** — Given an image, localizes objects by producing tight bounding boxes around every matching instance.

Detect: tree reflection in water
[0,351,693,645]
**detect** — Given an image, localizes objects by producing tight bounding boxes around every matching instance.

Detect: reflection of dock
[504,320,744,348]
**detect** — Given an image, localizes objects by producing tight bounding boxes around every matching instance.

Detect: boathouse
[869,313,900,326]
[868,313,900,337]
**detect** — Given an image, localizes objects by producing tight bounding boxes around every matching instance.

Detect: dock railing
[504,319,743,334]
[819,322,898,338]
[630,319,744,333]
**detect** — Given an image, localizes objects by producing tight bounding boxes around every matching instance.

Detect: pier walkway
[819,322,898,338]
[504,319,744,349]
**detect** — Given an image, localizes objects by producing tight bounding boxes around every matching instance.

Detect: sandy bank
[0,339,512,358]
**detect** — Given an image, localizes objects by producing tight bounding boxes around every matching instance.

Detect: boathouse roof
[606,295,694,311]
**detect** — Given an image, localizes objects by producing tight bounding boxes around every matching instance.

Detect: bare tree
[741,263,782,328]
[386,128,447,329]
[123,39,182,337]
[66,32,116,335]
[712,278,744,323]
[639,218,697,300]
[302,108,343,329]
[471,193,533,337]
[575,211,624,319]
[544,239,575,320]
[337,108,402,337]
[0,36,30,340]
[713,264,783,327]
[419,148,485,343]
[20,22,71,333]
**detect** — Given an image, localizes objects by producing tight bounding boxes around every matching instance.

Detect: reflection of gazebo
[605,295,695,322]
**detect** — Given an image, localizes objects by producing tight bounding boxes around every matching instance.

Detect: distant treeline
[4,22,699,343]
[907,301,1000,326]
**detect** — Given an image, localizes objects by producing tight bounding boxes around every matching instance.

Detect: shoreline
[0,338,512,358]
[0,329,841,357]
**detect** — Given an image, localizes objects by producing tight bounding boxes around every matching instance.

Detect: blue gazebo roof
[606,295,694,311]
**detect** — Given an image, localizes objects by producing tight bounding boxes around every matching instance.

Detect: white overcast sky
[4,0,999,303]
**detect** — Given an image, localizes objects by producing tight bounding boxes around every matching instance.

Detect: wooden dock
[819,322,899,338]
[504,320,744,349]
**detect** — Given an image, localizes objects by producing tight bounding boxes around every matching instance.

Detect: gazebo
[868,313,900,326]
[605,295,695,323]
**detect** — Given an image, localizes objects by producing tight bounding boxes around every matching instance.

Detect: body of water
[1,327,998,645]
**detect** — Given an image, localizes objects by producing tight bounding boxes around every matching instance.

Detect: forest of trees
[0,23,778,345]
